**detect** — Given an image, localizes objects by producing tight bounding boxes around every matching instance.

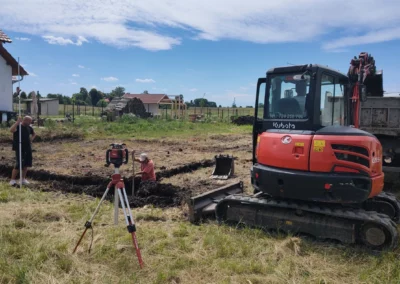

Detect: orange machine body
[254,130,384,202]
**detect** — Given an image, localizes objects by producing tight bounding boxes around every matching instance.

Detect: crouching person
[134,153,157,194]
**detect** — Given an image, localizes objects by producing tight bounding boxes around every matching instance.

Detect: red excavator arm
[347,52,383,128]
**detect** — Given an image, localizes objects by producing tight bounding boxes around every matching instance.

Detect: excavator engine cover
[210,154,235,180]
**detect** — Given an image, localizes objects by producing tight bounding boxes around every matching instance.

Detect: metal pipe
[18,57,22,189]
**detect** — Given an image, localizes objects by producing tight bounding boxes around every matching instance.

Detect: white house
[122,93,173,116]
[0,29,28,123]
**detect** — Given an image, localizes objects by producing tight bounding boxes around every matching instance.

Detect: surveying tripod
[73,143,144,269]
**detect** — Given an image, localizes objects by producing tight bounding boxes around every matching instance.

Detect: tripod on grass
[73,143,144,269]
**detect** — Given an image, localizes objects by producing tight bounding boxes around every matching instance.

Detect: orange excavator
[189,52,400,250]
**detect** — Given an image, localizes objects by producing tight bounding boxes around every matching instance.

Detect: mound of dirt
[231,115,254,125]
[124,98,153,118]
[129,180,187,208]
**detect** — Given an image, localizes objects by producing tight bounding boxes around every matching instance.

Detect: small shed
[122,93,173,116]
[22,98,59,116]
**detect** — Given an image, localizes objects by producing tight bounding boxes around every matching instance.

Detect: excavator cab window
[267,74,310,119]
[320,73,345,126]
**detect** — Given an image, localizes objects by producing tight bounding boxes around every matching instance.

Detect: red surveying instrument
[73,143,144,269]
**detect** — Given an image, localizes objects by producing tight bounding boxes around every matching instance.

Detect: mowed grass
[1,183,400,284]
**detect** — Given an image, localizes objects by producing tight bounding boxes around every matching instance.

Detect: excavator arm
[347,52,383,128]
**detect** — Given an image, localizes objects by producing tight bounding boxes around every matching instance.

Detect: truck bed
[360,96,400,137]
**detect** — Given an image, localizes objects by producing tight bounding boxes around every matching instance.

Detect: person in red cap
[134,153,156,181]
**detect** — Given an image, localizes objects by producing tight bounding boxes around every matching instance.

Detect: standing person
[9,116,36,186]
[134,153,156,182]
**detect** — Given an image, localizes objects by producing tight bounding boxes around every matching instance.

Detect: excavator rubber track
[215,194,399,250]
[365,191,400,224]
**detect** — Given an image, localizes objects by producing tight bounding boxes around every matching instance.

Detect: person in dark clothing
[9,116,36,186]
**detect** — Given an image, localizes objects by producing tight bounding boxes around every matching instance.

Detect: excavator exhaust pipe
[210,154,235,180]
[188,181,244,223]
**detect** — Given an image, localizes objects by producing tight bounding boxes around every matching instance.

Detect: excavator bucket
[364,70,383,97]
[210,154,235,179]
[188,181,244,223]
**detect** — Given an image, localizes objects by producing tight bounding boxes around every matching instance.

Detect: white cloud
[34,82,39,85]
[136,78,155,83]
[72,74,79,77]
[28,71,37,77]
[16,37,31,41]
[323,27,400,51]
[102,76,119,82]
[91,85,97,89]
[71,82,77,85]
[189,88,198,92]
[0,1,399,51]
[78,65,84,69]
[43,35,88,46]
[240,86,248,91]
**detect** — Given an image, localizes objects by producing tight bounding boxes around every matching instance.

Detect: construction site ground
[1,124,400,283]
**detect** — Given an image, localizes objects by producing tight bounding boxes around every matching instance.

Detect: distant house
[122,93,173,116]
[21,98,59,116]
[0,29,28,123]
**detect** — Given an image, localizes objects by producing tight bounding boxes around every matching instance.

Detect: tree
[96,99,108,107]
[109,86,125,99]
[199,99,206,108]
[142,90,149,94]
[89,88,102,106]
[20,92,27,99]
[85,96,92,106]
[72,92,84,102]
[63,96,72,104]
[80,87,89,101]
[47,93,64,103]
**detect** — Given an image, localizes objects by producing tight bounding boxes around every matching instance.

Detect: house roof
[0,29,12,43]
[0,44,28,76]
[123,93,172,104]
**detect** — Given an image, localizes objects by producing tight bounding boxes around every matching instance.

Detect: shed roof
[22,98,59,102]
[123,93,172,104]
[0,29,12,43]
[0,44,28,76]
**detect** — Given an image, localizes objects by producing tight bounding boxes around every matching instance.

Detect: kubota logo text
[272,122,295,129]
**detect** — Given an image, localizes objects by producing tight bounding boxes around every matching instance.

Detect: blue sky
[1,0,400,107]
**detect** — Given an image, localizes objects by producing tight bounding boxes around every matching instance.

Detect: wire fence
[13,103,261,122]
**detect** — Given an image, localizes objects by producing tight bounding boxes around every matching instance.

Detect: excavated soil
[0,133,253,208]
[0,159,218,208]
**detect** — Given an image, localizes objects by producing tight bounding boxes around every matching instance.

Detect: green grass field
[1,182,400,284]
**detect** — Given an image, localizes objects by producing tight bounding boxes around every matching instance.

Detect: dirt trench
[0,159,216,208]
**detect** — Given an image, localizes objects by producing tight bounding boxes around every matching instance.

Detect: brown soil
[0,133,253,208]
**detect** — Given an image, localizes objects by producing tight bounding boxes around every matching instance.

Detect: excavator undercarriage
[188,183,400,250]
